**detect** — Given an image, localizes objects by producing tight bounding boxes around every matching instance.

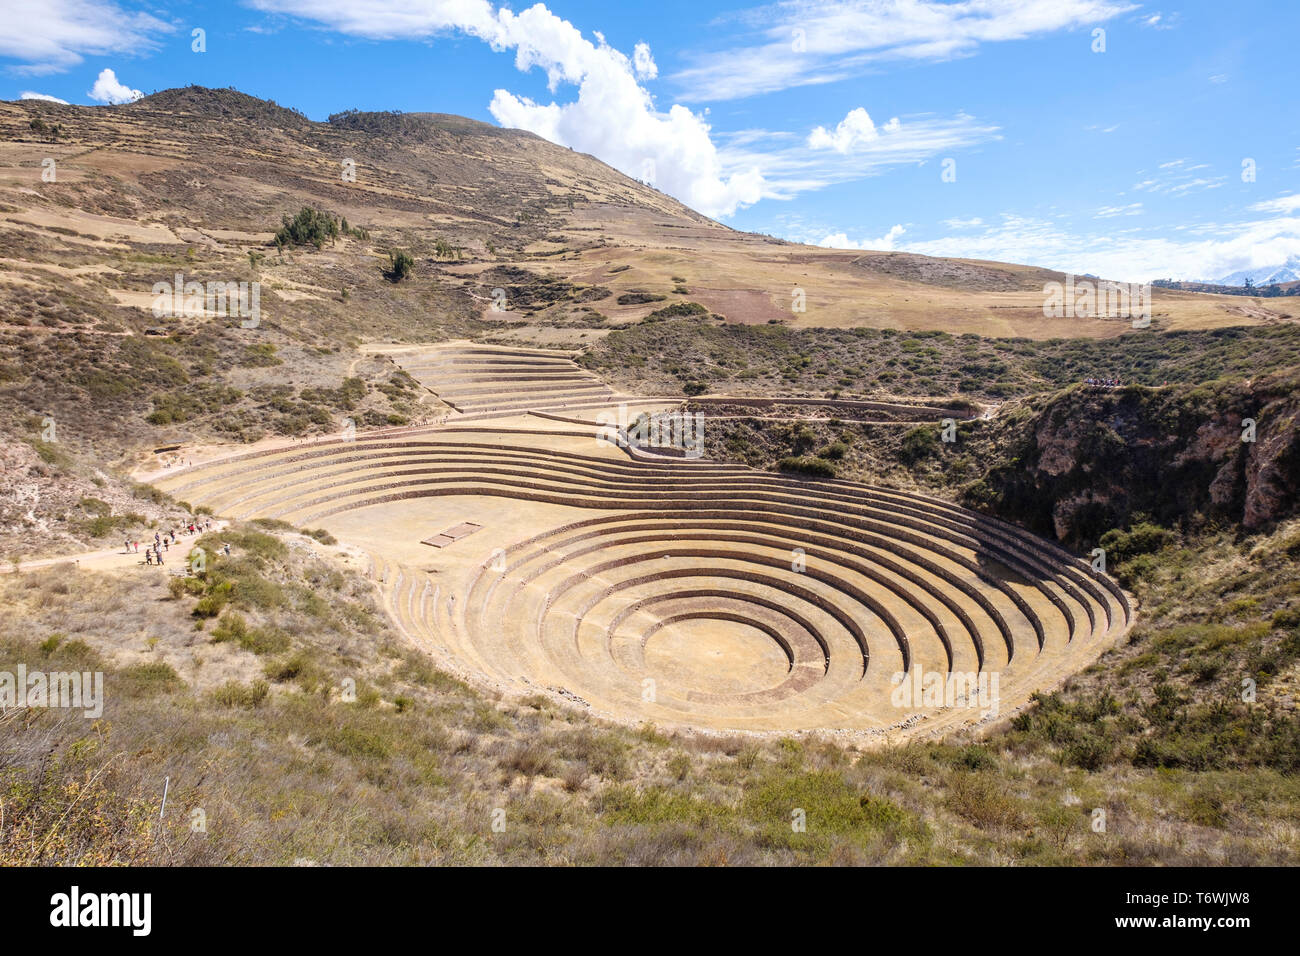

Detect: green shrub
[743,771,923,844]
[264,652,325,689]
[1271,607,1300,629]
[945,773,1025,829]
[618,292,666,305]
[118,662,184,698]
[212,679,270,709]
[323,725,392,761]
[778,456,837,478]
[900,425,940,464]
[1100,522,1176,563]
[645,301,708,320]
[192,593,228,618]
[275,206,340,249]
[386,249,415,282]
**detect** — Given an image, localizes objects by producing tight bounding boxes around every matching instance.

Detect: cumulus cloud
[817,223,906,251]
[249,2,998,217]
[633,41,657,79]
[20,91,70,104]
[0,0,170,74]
[808,108,900,153]
[251,1,767,216]
[483,7,764,216]
[88,67,141,104]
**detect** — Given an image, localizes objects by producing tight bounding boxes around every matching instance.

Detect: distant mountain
[1207,255,1300,287]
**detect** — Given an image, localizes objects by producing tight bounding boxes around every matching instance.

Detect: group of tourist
[125,518,217,567]
[1083,377,1125,388]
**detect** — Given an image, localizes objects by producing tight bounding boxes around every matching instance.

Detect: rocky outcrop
[969,371,1300,546]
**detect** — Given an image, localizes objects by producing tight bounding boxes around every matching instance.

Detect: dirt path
[1,522,229,575]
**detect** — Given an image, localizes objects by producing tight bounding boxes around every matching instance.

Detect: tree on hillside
[433,238,462,260]
[385,249,414,283]
[28,117,63,143]
[275,207,340,250]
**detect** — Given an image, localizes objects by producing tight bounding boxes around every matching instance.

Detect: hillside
[2,86,1299,869]
[0,88,1287,481]
[1,87,1283,364]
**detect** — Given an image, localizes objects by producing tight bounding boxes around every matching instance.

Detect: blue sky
[4,0,1298,282]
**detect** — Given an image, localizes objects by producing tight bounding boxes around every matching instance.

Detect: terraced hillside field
[147,348,1132,737]
[365,342,673,421]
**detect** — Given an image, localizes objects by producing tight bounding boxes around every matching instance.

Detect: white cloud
[808,107,900,153]
[1095,202,1143,218]
[1132,159,1226,196]
[1166,178,1225,196]
[248,2,1000,217]
[674,0,1137,101]
[816,211,1300,284]
[250,0,766,217]
[88,67,141,104]
[247,0,497,38]
[0,0,170,74]
[1251,194,1300,215]
[20,91,70,104]
[483,8,766,217]
[1137,10,1179,29]
[941,217,984,229]
[723,112,999,201]
[818,223,906,250]
[633,41,657,80]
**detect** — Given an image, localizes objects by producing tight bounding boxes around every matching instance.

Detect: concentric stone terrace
[379,342,667,420]
[153,403,1131,735]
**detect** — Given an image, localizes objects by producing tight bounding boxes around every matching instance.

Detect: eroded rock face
[1244,417,1300,529]
[975,372,1300,545]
